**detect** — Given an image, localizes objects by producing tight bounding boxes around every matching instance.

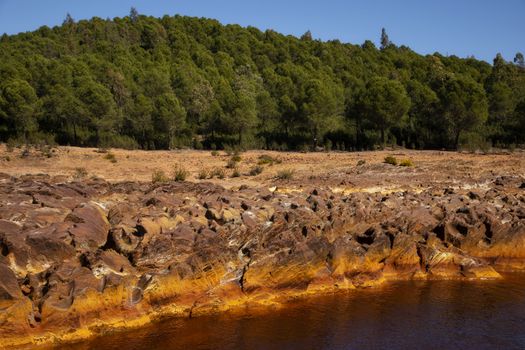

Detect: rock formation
[0,172,524,347]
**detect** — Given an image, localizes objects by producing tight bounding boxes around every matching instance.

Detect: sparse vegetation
[211,150,219,157]
[226,157,240,169]
[276,169,294,180]
[172,164,188,182]
[104,152,117,163]
[231,168,241,178]
[399,159,414,167]
[197,168,209,180]
[249,165,264,176]
[231,154,242,163]
[151,169,169,183]
[258,154,282,166]
[384,156,398,166]
[73,167,88,179]
[210,167,226,179]
[357,159,366,166]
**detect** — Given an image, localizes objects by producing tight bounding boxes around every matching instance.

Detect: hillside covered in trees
[1,10,524,151]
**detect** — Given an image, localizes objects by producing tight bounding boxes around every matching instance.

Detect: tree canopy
[0,13,524,150]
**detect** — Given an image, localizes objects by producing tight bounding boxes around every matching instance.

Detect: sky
[0,0,523,63]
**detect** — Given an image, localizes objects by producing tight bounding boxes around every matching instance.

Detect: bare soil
[1,145,523,191]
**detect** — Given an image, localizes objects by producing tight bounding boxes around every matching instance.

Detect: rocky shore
[0,165,524,347]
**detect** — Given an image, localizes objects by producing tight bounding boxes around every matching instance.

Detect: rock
[0,172,524,347]
[67,203,110,249]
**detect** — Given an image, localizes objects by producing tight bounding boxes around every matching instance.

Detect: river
[55,274,525,349]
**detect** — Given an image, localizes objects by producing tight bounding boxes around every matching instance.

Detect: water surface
[57,275,525,349]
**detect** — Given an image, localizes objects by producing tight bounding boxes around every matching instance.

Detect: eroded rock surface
[0,172,524,347]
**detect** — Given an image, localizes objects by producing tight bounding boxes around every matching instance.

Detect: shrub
[224,145,240,156]
[357,159,366,166]
[74,167,88,179]
[231,154,242,162]
[20,148,30,158]
[40,145,53,158]
[276,169,294,180]
[211,167,225,179]
[104,152,117,163]
[172,164,188,182]
[249,165,264,176]
[5,156,10,162]
[384,155,398,165]
[399,159,414,167]
[226,157,240,169]
[152,169,169,183]
[197,168,209,179]
[258,154,282,165]
[231,168,241,178]
[211,150,219,157]
[5,140,15,152]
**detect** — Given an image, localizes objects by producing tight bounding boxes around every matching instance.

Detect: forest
[0,9,524,151]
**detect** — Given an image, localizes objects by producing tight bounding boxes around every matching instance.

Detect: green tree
[513,52,524,68]
[0,79,38,140]
[302,78,344,148]
[359,77,410,145]
[380,28,391,50]
[438,75,489,148]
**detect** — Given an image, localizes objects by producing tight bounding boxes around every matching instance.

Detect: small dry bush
[172,164,188,182]
[276,169,294,180]
[211,167,226,179]
[249,165,264,176]
[399,159,414,167]
[258,154,282,166]
[74,167,88,179]
[152,169,169,183]
[197,168,209,179]
[104,152,117,163]
[384,155,398,166]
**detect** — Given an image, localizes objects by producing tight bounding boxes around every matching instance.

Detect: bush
[231,154,242,162]
[211,150,219,157]
[5,140,16,152]
[258,154,282,165]
[399,159,414,167]
[197,168,209,179]
[104,152,117,163]
[226,156,241,169]
[384,155,398,165]
[276,169,294,180]
[20,148,30,158]
[249,165,264,176]
[231,168,241,178]
[4,156,10,162]
[39,145,53,158]
[74,167,88,179]
[211,167,225,179]
[224,145,243,156]
[172,164,188,181]
[152,169,169,183]
[357,159,366,166]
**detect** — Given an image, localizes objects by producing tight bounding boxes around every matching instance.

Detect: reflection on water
[56,275,525,350]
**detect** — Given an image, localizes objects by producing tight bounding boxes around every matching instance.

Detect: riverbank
[0,147,524,348]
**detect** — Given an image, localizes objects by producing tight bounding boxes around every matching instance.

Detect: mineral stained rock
[0,173,524,347]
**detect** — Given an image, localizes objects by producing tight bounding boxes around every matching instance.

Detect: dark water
[57,275,525,350]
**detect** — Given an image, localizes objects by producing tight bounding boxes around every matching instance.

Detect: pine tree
[380,28,391,50]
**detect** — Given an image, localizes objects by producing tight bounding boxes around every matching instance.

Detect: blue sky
[0,0,523,63]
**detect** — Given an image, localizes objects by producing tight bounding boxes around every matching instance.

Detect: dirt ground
[0,144,523,192]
